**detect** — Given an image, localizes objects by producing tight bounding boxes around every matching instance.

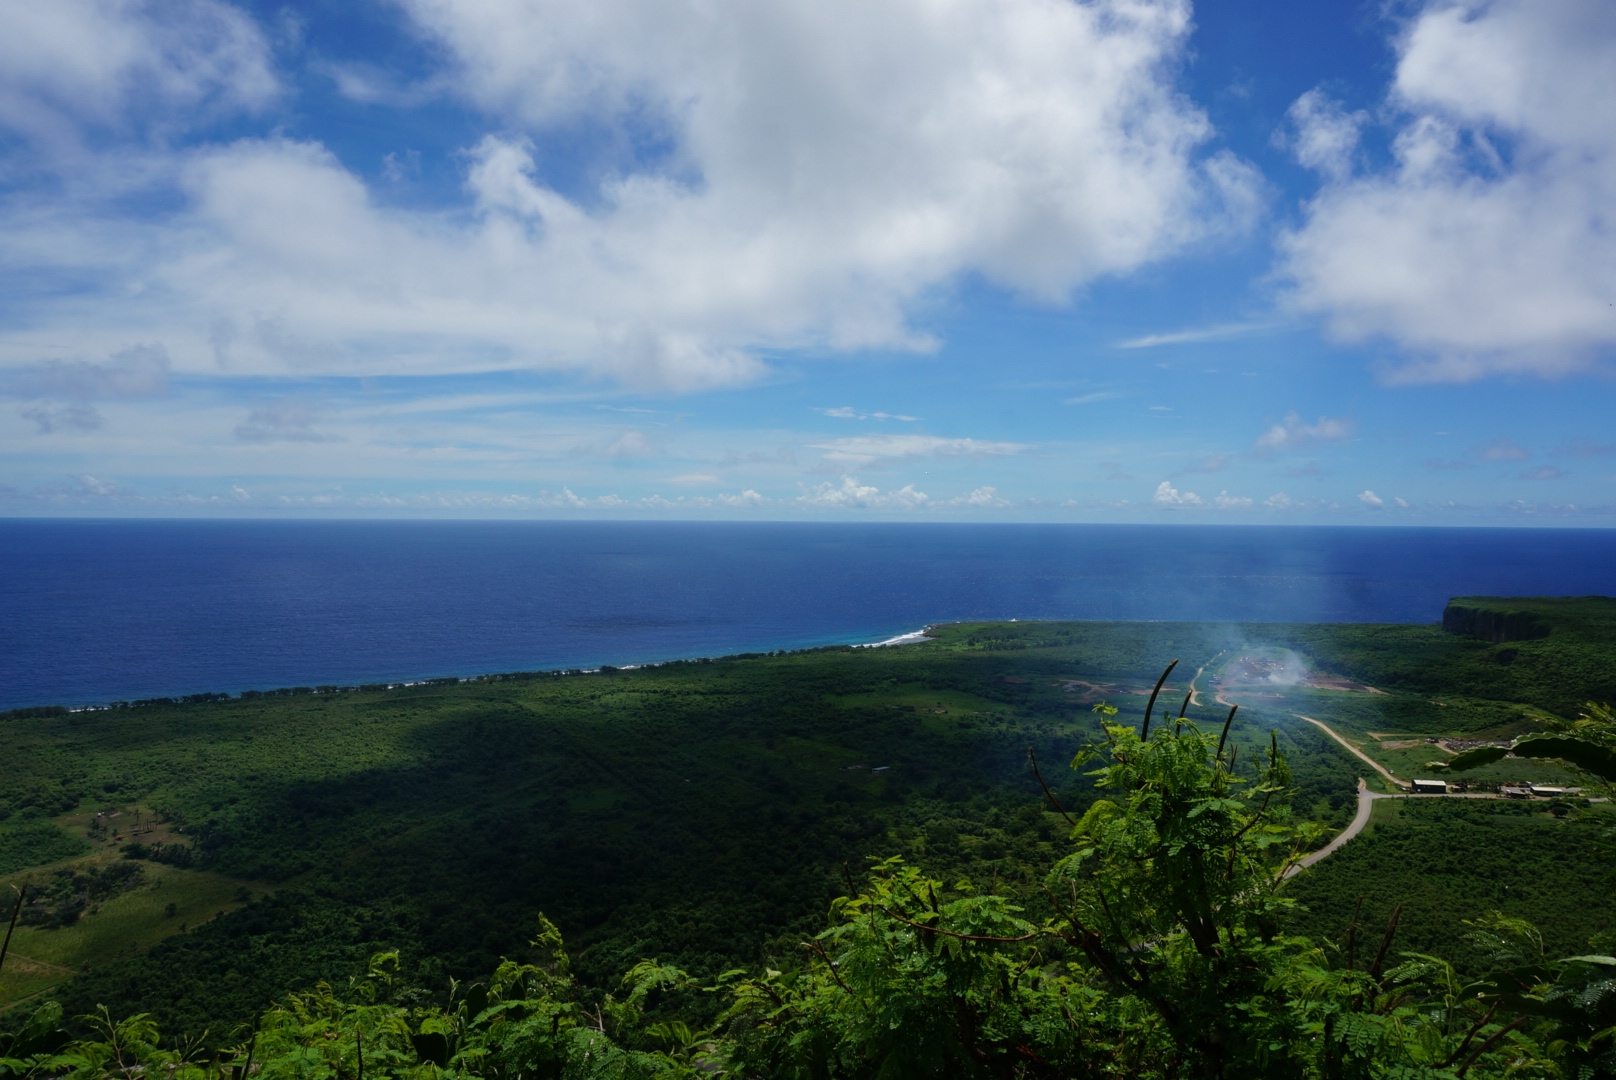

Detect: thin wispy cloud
[808,434,1030,467]
[1478,439,1529,462]
[817,407,919,422]
[234,398,341,443]
[1118,322,1277,349]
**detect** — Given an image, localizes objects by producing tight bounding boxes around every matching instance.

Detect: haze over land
[1,0,1614,522]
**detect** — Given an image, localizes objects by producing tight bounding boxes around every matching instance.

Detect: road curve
[1297,715,1408,790]
[1284,778,1385,878]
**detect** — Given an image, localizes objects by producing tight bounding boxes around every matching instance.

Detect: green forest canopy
[1,599,1614,1076]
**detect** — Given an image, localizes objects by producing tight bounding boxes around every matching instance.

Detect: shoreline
[854,625,936,648]
[6,624,944,718]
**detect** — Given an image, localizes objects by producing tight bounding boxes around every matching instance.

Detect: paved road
[1282,715,1510,878]
[1285,778,1385,877]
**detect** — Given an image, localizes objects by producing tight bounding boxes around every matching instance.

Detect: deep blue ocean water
[3,520,1615,710]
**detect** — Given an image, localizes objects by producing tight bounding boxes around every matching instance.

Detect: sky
[0,0,1613,523]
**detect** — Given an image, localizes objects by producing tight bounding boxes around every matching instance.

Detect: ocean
[3,520,1615,710]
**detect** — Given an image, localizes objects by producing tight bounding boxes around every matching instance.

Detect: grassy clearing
[0,849,265,1012]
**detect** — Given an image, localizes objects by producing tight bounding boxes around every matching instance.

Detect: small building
[1501,785,1532,799]
[1529,785,1580,798]
[1410,779,1447,795]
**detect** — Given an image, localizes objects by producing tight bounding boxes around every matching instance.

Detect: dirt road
[1297,714,1407,790]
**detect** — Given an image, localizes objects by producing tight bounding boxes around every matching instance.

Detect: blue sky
[1,0,1613,522]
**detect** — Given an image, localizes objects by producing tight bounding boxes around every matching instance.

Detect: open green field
[0,850,263,1010]
[1,595,1613,1041]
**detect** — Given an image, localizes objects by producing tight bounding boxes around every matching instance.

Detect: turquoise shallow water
[3,520,1614,709]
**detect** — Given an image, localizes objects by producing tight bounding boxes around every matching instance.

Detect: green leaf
[1433,745,1509,772]
[1508,736,1616,781]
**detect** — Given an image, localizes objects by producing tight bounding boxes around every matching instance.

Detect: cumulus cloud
[798,477,929,510]
[0,0,1258,389]
[1152,480,1202,506]
[1358,489,1384,508]
[1254,412,1354,452]
[947,486,1012,508]
[1264,492,1292,508]
[1279,0,1616,381]
[809,434,1029,467]
[1280,90,1367,181]
[1213,491,1252,509]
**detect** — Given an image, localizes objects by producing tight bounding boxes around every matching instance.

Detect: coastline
[854,625,936,648]
[8,624,943,717]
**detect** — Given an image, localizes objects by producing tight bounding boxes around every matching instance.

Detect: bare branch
[1028,747,1078,827]
[1140,659,1179,739]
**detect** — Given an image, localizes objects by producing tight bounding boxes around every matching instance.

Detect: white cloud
[809,433,1030,467]
[716,489,766,507]
[0,0,275,151]
[1394,496,1411,507]
[1213,491,1252,509]
[817,407,919,422]
[600,430,660,458]
[1478,438,1528,461]
[1280,0,1616,381]
[0,0,1257,390]
[1264,492,1292,508]
[1255,412,1354,452]
[1281,90,1366,181]
[797,476,929,510]
[1063,391,1122,405]
[1152,480,1202,506]
[668,473,719,485]
[1358,489,1384,508]
[947,486,1011,508]
[1117,321,1277,348]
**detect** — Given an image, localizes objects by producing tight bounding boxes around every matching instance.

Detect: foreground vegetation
[4,708,1612,1078]
[1,597,1614,1076]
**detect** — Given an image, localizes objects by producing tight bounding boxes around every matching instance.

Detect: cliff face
[1442,602,1552,643]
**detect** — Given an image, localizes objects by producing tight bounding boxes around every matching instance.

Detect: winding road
[1282,714,1508,879]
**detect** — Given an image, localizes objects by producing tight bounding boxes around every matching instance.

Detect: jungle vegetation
[0,598,1613,1076]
